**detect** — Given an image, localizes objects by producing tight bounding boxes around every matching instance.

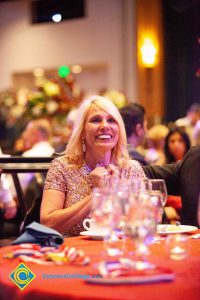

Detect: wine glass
[149,179,168,207]
[148,179,168,243]
[149,190,164,224]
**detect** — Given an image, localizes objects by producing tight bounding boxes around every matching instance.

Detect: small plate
[80,230,108,240]
[80,230,123,240]
[157,224,198,235]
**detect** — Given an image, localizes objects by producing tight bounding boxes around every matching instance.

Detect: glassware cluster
[90,176,168,270]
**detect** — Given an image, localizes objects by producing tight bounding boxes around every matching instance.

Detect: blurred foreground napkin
[86,260,175,285]
[12,222,64,247]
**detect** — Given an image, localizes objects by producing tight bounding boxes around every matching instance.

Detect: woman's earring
[82,139,86,152]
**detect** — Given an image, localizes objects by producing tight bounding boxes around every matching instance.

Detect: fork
[160,224,168,232]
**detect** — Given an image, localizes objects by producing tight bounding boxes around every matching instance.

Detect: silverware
[160,225,168,232]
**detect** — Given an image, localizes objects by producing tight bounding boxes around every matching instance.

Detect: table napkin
[12,222,64,247]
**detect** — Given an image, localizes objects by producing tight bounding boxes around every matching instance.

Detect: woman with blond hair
[40,96,146,236]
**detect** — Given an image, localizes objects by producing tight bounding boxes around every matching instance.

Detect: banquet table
[0,234,200,300]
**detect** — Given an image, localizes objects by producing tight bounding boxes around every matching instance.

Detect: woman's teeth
[96,134,112,139]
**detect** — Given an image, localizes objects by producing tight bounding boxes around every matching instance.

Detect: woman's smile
[95,134,113,142]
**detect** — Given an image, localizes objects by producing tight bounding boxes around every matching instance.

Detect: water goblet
[91,187,113,232]
[125,192,156,268]
[149,190,165,243]
[149,179,168,207]
[149,190,164,224]
[91,187,124,258]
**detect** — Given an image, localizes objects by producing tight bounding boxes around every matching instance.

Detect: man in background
[17,119,55,209]
[120,103,148,166]
[21,118,55,157]
[175,103,200,145]
[143,145,200,226]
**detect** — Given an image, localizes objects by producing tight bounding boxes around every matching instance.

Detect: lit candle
[170,246,187,261]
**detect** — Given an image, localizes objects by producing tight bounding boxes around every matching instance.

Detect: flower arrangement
[0,90,25,121]
[25,75,82,119]
[102,89,127,109]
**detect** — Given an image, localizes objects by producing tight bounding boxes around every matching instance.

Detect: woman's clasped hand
[89,164,119,188]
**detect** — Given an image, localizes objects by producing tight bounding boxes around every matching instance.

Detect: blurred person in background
[163,126,190,222]
[164,126,191,163]
[0,175,17,220]
[0,148,17,220]
[22,118,55,156]
[145,124,169,165]
[144,145,200,227]
[16,119,55,210]
[65,108,78,132]
[14,118,55,155]
[53,108,78,153]
[120,103,148,166]
[193,120,200,146]
[0,150,19,238]
[175,103,200,145]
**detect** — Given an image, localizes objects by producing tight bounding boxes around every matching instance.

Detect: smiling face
[82,104,119,154]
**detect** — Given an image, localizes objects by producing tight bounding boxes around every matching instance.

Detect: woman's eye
[108,118,116,123]
[90,117,100,123]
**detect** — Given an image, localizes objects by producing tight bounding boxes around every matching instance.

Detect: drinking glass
[147,179,168,244]
[91,187,113,231]
[125,190,156,267]
[149,179,168,207]
[130,177,151,195]
[149,190,164,224]
[91,187,124,258]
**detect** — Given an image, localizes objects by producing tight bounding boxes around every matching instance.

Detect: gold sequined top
[44,155,146,236]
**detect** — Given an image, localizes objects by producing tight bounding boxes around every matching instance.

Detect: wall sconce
[140,37,158,68]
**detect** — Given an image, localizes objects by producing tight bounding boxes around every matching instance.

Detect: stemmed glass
[149,179,168,207]
[148,179,168,243]
[125,192,156,269]
[122,178,156,267]
[91,187,114,233]
[149,190,163,224]
[93,178,157,271]
[148,179,168,223]
[91,186,124,258]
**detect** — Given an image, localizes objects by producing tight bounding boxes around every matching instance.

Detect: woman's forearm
[40,194,91,234]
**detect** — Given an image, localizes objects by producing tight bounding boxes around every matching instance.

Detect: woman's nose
[100,119,109,128]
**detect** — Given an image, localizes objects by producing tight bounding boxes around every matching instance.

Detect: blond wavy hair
[65,95,129,166]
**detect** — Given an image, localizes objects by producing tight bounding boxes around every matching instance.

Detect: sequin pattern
[44,155,146,236]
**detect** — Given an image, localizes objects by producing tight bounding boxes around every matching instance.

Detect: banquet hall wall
[0,0,138,102]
